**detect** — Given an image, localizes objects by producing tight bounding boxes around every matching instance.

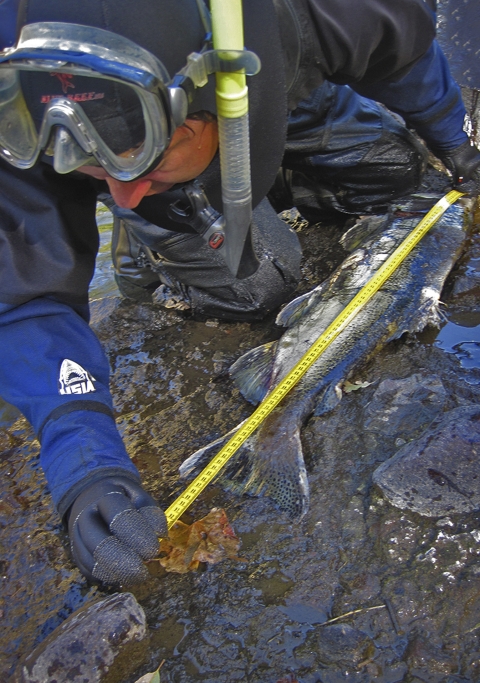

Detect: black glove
[441,140,480,195]
[67,476,167,586]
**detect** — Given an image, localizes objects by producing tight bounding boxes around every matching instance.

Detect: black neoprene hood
[19,0,210,80]
[18,0,218,152]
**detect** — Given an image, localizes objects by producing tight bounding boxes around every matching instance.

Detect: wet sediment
[1,181,480,680]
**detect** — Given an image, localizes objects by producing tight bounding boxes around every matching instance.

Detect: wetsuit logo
[58,359,96,395]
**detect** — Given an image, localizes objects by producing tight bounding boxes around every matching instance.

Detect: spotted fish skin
[180,197,470,519]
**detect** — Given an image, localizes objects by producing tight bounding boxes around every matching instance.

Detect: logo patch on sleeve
[58,359,97,395]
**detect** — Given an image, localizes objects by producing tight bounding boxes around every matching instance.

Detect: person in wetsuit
[0,0,478,585]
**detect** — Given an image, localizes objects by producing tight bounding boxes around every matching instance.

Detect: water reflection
[89,205,119,301]
[432,212,480,372]
[435,318,480,371]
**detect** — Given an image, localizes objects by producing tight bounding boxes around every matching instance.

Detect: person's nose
[105,177,153,209]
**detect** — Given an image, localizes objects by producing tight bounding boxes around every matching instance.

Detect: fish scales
[180,198,470,519]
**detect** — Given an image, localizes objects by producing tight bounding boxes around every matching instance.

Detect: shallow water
[89,204,120,301]
[430,203,480,371]
[2,188,480,681]
[435,320,480,372]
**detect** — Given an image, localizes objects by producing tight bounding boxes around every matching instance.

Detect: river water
[2,188,480,682]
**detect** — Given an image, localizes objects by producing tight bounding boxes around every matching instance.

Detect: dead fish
[180,196,470,519]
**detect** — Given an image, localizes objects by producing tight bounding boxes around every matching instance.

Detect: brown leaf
[156,508,241,574]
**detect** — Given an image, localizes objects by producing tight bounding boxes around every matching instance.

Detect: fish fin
[409,297,443,332]
[180,415,310,520]
[179,420,248,478]
[229,341,278,404]
[223,423,309,519]
[387,297,443,343]
[340,214,390,252]
[313,382,343,417]
[276,284,327,328]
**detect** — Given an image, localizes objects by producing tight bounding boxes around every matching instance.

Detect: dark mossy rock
[12,593,148,683]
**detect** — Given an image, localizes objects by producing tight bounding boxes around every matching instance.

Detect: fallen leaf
[156,508,241,573]
[343,379,372,393]
[134,673,159,683]
[133,660,164,683]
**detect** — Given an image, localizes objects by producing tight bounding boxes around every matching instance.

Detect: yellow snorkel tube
[210,0,253,276]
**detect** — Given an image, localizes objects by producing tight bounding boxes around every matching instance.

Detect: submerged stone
[278,602,327,624]
[315,623,373,667]
[13,593,147,683]
[363,374,446,437]
[373,405,480,516]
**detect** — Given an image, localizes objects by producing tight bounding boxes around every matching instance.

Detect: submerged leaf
[133,659,164,683]
[156,508,241,574]
[343,379,373,393]
[134,668,160,683]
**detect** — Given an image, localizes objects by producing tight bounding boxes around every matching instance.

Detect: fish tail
[180,414,310,520]
[232,416,310,519]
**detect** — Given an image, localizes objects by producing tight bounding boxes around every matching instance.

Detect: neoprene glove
[67,476,167,586]
[441,140,480,195]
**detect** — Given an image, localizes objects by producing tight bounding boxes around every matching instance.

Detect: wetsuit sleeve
[0,300,141,515]
[353,41,468,155]
[305,0,436,85]
[0,160,140,516]
[301,1,467,154]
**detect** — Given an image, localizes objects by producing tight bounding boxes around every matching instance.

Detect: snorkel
[210,0,253,277]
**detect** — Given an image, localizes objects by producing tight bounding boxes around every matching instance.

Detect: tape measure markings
[165,190,464,527]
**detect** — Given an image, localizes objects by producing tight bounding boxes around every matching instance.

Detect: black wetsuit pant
[109,81,428,321]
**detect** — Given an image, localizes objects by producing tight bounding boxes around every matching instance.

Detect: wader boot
[109,196,303,322]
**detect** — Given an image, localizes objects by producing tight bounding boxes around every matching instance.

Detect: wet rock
[89,297,123,329]
[451,272,480,297]
[278,602,327,624]
[404,634,457,675]
[12,593,147,683]
[363,374,446,436]
[337,570,381,604]
[373,405,480,516]
[315,623,373,667]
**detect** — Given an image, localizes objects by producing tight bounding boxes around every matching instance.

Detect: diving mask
[0,19,260,181]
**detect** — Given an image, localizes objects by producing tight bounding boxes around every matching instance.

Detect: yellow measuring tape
[165,190,464,527]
